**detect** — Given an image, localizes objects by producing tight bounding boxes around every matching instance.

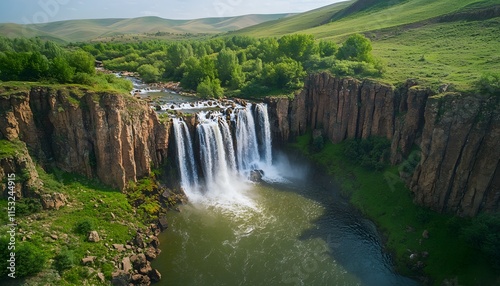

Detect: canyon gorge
[1,73,498,217]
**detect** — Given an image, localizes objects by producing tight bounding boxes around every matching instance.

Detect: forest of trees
[0,37,132,93]
[0,34,384,98]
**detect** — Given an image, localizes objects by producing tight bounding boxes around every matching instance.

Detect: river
[127,76,416,285]
[152,153,416,286]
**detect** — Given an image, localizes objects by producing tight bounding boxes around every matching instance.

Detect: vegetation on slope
[290,133,500,285]
[233,0,500,91]
[0,166,142,284]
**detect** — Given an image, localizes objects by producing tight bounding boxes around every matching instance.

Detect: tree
[273,57,306,89]
[50,56,75,83]
[256,38,279,62]
[22,52,49,81]
[167,43,191,67]
[0,51,29,81]
[137,64,160,83]
[261,57,306,90]
[319,40,338,57]
[197,77,224,99]
[68,50,95,75]
[217,49,244,87]
[180,57,203,90]
[278,34,317,62]
[337,34,373,62]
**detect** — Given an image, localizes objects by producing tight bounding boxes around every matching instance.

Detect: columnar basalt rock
[0,86,170,190]
[266,72,499,216]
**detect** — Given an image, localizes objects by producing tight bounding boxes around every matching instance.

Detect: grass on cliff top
[371,17,500,91]
[289,132,498,286]
[0,167,147,285]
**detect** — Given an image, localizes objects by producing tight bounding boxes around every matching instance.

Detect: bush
[0,238,47,278]
[53,249,75,273]
[16,198,42,216]
[461,214,500,269]
[197,77,224,99]
[337,33,373,62]
[344,137,391,171]
[74,219,94,235]
[476,72,500,96]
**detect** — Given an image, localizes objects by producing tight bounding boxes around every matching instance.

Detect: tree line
[0,37,132,93]
[0,34,383,98]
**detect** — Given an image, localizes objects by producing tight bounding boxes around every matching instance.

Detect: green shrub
[53,249,75,273]
[331,60,383,77]
[73,219,94,235]
[344,137,391,171]
[0,238,47,278]
[461,214,500,269]
[16,198,43,216]
[476,72,500,96]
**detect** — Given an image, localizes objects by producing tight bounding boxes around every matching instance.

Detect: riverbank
[0,139,181,285]
[288,132,498,285]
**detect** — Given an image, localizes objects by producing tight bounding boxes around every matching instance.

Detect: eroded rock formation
[0,85,170,190]
[266,73,499,216]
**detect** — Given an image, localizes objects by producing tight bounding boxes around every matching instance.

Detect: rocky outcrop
[266,72,499,216]
[411,93,500,216]
[0,140,42,198]
[266,74,402,145]
[0,85,170,190]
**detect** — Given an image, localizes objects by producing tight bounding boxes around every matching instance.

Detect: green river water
[152,156,416,286]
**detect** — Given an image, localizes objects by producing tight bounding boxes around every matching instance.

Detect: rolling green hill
[235,0,499,39]
[233,0,500,90]
[0,14,293,42]
[229,1,355,37]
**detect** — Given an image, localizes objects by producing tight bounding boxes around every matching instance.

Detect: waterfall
[171,102,275,200]
[256,103,272,166]
[196,112,234,190]
[235,105,260,174]
[172,118,198,195]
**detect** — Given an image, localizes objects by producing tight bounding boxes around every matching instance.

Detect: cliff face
[411,94,500,216]
[0,86,170,190]
[266,73,499,216]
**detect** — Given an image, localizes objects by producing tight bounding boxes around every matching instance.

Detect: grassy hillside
[0,14,292,42]
[230,1,354,37]
[298,0,499,39]
[234,0,500,90]
[372,17,500,90]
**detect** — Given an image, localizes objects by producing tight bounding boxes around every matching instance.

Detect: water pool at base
[152,164,417,286]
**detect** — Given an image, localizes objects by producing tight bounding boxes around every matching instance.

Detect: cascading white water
[171,102,277,203]
[196,112,234,190]
[256,103,273,166]
[172,118,198,195]
[235,105,261,174]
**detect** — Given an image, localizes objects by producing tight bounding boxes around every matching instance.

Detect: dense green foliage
[0,37,132,93]
[53,249,75,273]
[75,34,381,98]
[0,238,47,278]
[344,137,391,171]
[0,34,381,98]
[476,72,500,96]
[462,214,500,269]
